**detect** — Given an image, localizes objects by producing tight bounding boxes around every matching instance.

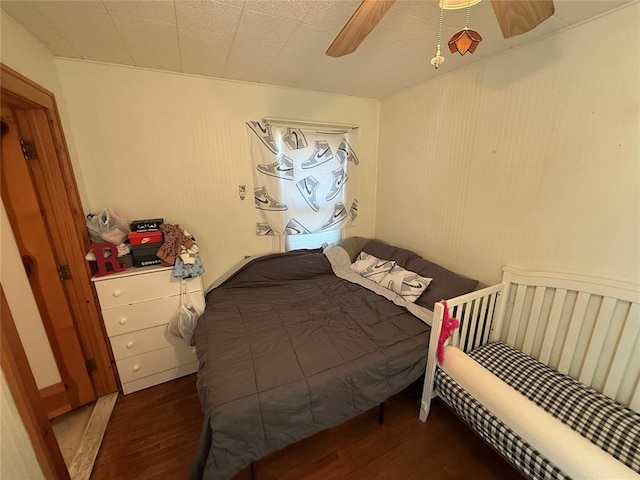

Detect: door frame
[1,63,117,399]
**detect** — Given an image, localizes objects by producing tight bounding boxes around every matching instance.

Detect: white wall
[55,60,380,288]
[0,10,63,389]
[377,4,640,286]
[0,371,45,480]
[1,10,63,99]
[0,10,88,206]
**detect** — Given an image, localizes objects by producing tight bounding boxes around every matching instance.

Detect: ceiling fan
[326,0,555,58]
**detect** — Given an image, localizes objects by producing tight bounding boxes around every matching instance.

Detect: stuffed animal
[437,300,460,364]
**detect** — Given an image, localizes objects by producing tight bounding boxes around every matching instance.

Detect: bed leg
[378,401,385,425]
[250,462,256,480]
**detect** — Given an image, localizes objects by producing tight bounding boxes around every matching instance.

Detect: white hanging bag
[168,280,203,345]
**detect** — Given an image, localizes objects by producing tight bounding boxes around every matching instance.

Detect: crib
[420,266,640,479]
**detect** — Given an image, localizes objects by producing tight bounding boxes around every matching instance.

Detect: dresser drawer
[94,268,202,309]
[109,323,185,360]
[121,362,198,395]
[115,343,197,384]
[102,293,205,337]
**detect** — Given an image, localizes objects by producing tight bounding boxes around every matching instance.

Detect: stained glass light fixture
[448,29,482,55]
[448,0,483,55]
[431,0,483,68]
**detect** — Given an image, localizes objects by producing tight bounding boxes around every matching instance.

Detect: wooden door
[1,105,95,409]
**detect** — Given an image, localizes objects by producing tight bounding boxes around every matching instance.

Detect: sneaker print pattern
[247,121,278,155]
[326,167,348,201]
[349,198,358,221]
[351,252,396,282]
[283,128,308,151]
[285,218,311,235]
[336,139,359,165]
[248,122,360,235]
[302,140,333,169]
[321,202,348,230]
[256,222,274,236]
[257,153,294,181]
[254,186,288,211]
[379,265,432,302]
[295,176,320,212]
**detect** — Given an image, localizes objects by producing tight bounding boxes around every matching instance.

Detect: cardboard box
[118,253,134,267]
[131,242,163,268]
[128,230,163,246]
[130,218,164,232]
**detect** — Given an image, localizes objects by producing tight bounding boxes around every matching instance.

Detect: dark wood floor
[91,375,521,479]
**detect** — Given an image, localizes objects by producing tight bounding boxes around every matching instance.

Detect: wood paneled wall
[0,372,45,479]
[55,61,380,288]
[377,4,639,286]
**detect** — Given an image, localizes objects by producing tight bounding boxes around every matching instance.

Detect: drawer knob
[192,348,196,354]
[113,289,122,298]
[126,341,134,349]
[132,365,140,372]
[119,317,128,325]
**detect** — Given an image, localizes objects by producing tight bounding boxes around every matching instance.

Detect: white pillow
[351,252,396,283]
[379,265,432,303]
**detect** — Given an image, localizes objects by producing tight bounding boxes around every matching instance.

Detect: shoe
[336,139,359,165]
[349,198,358,221]
[256,153,294,181]
[285,218,311,235]
[321,202,348,230]
[256,223,274,235]
[326,167,348,201]
[254,186,288,211]
[295,176,320,212]
[302,140,333,169]
[283,128,308,150]
[247,121,278,154]
[358,258,395,282]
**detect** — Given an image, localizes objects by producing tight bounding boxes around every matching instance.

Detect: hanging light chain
[430,4,446,69]
[465,0,471,29]
[438,4,444,45]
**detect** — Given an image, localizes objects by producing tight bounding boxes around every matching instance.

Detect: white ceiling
[1,0,630,98]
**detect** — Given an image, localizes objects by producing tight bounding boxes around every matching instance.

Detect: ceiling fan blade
[326,0,396,58]
[490,0,555,38]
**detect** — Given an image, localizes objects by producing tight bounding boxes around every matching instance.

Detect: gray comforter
[191,249,431,479]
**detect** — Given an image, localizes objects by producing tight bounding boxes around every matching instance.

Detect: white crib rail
[420,267,640,422]
[494,267,640,411]
[420,284,505,421]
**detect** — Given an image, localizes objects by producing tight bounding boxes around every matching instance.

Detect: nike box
[131,242,163,268]
[128,230,163,246]
[130,218,164,232]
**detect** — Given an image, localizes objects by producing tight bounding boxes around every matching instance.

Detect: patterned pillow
[351,252,396,283]
[379,265,432,303]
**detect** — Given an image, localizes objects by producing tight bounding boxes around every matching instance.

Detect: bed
[190,240,479,480]
[422,267,640,479]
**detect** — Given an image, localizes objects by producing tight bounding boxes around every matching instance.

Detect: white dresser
[92,265,204,394]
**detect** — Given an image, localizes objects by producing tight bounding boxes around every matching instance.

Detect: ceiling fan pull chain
[438,4,444,46]
[430,5,446,69]
[465,0,471,29]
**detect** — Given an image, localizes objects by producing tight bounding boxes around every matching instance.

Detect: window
[284,230,341,252]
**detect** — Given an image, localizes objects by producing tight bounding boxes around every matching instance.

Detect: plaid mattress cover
[436,369,568,480]
[436,341,640,478]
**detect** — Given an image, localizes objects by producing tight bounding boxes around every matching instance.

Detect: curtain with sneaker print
[247,121,359,236]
